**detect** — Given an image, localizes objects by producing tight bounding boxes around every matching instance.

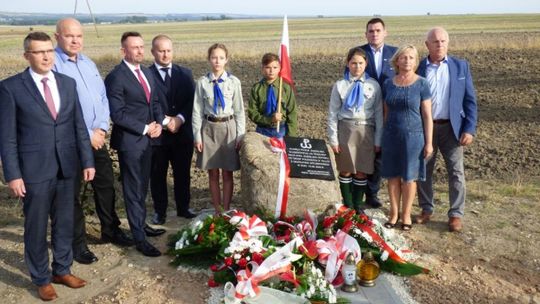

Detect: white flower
[309,285,315,294]
[328,284,335,292]
[193,234,198,241]
[175,240,184,250]
[248,238,263,253]
[234,253,241,260]
[381,250,389,261]
[191,220,203,233]
[361,231,373,243]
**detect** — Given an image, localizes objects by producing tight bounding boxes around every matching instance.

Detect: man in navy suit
[358,18,398,208]
[105,32,165,257]
[416,27,478,232]
[148,35,196,225]
[0,32,95,301]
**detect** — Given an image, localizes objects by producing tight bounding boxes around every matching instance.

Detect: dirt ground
[0,47,539,303]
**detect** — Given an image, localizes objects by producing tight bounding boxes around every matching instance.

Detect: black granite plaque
[284,137,335,180]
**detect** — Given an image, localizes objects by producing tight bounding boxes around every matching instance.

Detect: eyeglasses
[26,49,54,56]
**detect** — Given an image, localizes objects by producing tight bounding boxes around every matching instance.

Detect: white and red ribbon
[316,230,361,283]
[225,237,304,303]
[229,211,268,241]
[269,137,290,218]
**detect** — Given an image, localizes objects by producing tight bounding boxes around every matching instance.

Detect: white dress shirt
[29,69,60,113]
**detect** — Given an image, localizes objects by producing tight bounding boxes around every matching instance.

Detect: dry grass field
[0,14,539,303]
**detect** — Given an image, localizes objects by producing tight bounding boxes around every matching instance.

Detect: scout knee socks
[338,175,353,208]
[352,178,368,211]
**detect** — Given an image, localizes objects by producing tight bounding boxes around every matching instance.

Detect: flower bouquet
[168,206,430,303]
[167,214,236,268]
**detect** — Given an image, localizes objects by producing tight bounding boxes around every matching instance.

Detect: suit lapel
[21,69,56,120]
[417,58,427,77]
[447,57,457,102]
[121,61,147,99]
[365,48,377,80]
[54,72,66,119]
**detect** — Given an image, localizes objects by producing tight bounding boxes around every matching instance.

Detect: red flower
[280,270,300,287]
[197,234,203,243]
[252,252,264,264]
[210,264,219,272]
[299,240,319,260]
[341,220,353,233]
[207,278,219,287]
[237,257,248,268]
[209,223,215,235]
[323,216,336,228]
[224,257,233,267]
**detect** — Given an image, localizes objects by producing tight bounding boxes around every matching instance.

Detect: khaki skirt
[335,119,375,174]
[196,118,240,171]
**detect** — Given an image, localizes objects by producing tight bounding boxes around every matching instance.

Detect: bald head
[425,27,449,64]
[55,18,84,60]
[151,34,173,67]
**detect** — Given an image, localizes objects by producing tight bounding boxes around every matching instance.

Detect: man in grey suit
[0,32,95,301]
[416,27,478,232]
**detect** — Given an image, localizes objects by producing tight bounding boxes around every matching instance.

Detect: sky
[2,0,540,16]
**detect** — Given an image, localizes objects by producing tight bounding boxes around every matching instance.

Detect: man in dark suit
[105,32,165,257]
[416,27,478,232]
[0,32,95,301]
[149,34,196,225]
[358,18,398,208]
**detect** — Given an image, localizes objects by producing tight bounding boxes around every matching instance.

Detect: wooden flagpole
[276,76,283,132]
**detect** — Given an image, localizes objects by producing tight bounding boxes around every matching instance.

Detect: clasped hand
[147,121,162,138]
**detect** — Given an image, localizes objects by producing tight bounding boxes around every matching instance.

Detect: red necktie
[135,68,150,103]
[41,77,57,120]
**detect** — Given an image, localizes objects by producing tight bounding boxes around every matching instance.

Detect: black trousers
[150,141,193,217]
[118,146,152,242]
[366,151,382,197]
[73,145,121,254]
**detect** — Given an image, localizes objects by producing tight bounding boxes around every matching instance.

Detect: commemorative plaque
[284,137,335,180]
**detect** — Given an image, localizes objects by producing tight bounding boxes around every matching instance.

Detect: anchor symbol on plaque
[300,138,312,149]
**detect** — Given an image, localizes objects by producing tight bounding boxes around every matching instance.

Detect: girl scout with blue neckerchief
[327,46,383,213]
[192,43,246,214]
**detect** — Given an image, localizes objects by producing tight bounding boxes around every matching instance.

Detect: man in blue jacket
[416,27,478,232]
[0,31,95,301]
[359,18,398,208]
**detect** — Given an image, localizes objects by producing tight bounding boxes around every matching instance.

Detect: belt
[205,115,234,122]
[433,119,450,124]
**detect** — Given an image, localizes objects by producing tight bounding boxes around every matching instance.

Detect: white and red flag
[278,15,294,89]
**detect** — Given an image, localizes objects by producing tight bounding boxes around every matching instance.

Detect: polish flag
[278,15,294,89]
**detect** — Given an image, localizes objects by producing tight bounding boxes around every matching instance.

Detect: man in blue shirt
[416,27,477,232]
[53,18,134,264]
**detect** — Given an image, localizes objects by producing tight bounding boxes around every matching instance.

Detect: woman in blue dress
[381,45,433,231]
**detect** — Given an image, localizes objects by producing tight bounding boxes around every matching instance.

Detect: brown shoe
[414,211,432,224]
[449,217,463,232]
[52,274,87,288]
[38,283,58,301]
